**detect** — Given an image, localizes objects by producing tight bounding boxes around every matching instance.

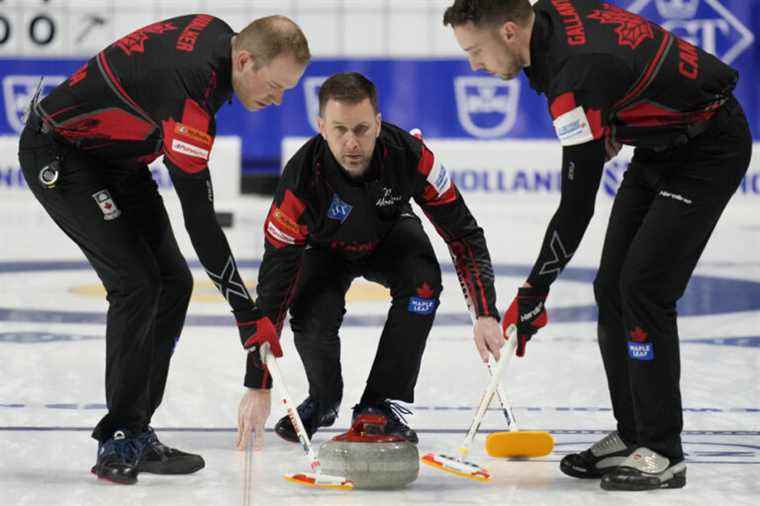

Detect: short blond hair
[233,15,310,68]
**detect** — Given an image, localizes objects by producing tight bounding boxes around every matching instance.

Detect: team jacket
[34,15,255,313]
[527,0,738,150]
[257,121,498,342]
[522,0,739,289]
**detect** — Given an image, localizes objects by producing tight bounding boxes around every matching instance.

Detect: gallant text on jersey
[551,0,587,46]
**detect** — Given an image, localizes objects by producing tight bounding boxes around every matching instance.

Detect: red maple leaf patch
[629,326,648,342]
[416,282,435,299]
[587,3,654,50]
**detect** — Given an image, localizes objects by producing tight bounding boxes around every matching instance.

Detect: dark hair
[443,0,533,28]
[318,72,379,115]
[234,15,310,68]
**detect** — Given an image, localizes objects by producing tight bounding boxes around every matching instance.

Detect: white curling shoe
[600,447,687,491]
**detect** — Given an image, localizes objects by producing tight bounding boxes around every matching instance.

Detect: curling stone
[318,414,419,489]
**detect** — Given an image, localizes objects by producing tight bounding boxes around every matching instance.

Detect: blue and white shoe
[91,430,145,485]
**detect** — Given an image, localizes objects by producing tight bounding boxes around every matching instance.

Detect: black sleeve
[168,166,254,312]
[412,141,499,320]
[526,139,606,290]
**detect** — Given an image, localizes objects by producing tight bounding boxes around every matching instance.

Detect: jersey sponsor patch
[327,194,352,223]
[426,155,452,196]
[264,190,309,248]
[408,296,437,315]
[266,221,296,246]
[553,106,595,146]
[162,117,212,174]
[174,122,212,146]
[272,209,301,236]
[171,139,209,160]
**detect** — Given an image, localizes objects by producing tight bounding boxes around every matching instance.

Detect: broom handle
[260,343,322,473]
[459,325,517,456]
[468,309,520,432]
[487,363,520,433]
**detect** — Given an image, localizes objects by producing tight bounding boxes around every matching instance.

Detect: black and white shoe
[560,431,635,479]
[274,397,339,443]
[137,427,205,475]
[601,447,686,491]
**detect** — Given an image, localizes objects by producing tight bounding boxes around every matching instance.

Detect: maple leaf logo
[587,3,654,50]
[629,326,649,343]
[416,282,435,299]
[115,22,178,56]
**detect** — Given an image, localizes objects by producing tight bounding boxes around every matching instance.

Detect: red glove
[235,308,282,361]
[502,286,549,357]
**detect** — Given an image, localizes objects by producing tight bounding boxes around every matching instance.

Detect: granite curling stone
[318,414,419,489]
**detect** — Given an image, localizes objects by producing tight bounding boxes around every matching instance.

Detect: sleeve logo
[553,106,595,146]
[427,155,452,196]
[266,221,296,245]
[171,139,209,160]
[174,122,212,146]
[272,209,301,235]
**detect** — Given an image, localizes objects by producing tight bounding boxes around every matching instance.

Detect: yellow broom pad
[485,431,554,458]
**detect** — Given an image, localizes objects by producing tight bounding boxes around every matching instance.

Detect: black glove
[502,286,549,357]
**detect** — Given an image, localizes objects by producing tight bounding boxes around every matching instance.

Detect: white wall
[0,0,466,58]
[283,136,760,207]
[0,135,241,200]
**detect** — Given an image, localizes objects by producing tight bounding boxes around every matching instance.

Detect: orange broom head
[485,431,554,458]
[283,472,354,490]
[421,452,491,482]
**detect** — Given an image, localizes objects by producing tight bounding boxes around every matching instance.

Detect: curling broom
[464,297,554,458]
[420,325,519,482]
[259,343,354,490]
[466,306,555,458]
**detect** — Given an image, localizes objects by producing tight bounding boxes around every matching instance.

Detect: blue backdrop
[0,0,757,174]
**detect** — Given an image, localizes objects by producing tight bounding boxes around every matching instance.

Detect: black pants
[18,122,193,442]
[290,217,442,407]
[593,98,752,460]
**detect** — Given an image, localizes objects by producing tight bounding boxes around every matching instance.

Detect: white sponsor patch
[171,139,209,160]
[267,221,295,245]
[553,106,594,146]
[426,155,452,196]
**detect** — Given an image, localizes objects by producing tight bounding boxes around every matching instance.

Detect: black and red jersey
[35,14,232,173]
[526,0,738,150]
[257,122,499,332]
[31,15,257,315]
